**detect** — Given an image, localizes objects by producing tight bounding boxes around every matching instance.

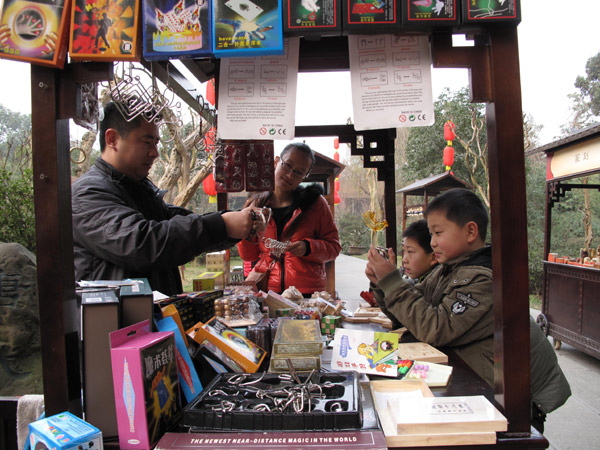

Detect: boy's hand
[365,263,378,284]
[367,245,397,280]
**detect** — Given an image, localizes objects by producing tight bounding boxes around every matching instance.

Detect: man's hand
[286,240,307,257]
[366,245,397,281]
[222,208,254,239]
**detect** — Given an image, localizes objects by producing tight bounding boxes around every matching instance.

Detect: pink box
[110,320,181,449]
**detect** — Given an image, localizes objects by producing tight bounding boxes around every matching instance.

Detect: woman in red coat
[238,143,342,295]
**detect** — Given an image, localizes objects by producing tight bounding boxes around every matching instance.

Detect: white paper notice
[348,34,434,131]
[217,37,300,140]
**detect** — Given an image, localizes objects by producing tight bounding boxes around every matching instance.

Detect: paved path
[335,254,600,449]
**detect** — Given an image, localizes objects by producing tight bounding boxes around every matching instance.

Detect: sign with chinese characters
[348,34,434,131]
[547,139,600,180]
[217,37,299,140]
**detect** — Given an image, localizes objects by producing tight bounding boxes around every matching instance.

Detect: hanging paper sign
[216,37,300,140]
[348,34,434,131]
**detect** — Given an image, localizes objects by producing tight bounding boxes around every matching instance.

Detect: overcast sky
[0,0,598,154]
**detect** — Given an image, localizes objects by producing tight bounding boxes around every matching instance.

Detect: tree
[564,51,600,133]
[0,105,32,175]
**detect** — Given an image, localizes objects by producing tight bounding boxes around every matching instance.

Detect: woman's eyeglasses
[280,156,308,179]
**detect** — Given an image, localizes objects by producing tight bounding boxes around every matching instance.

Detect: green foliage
[565,51,600,131]
[0,104,32,174]
[525,154,547,295]
[0,168,36,252]
[403,87,488,191]
[336,212,370,252]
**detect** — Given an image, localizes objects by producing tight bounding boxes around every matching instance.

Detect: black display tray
[183,371,363,431]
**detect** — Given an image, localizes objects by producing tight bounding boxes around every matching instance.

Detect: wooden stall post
[30,66,81,416]
[486,28,531,433]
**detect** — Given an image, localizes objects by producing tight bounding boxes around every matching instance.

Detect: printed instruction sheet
[217,38,300,140]
[348,34,434,131]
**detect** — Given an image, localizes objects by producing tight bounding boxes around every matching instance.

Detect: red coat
[237,185,341,294]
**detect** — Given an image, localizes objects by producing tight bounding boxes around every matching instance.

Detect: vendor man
[72,101,255,295]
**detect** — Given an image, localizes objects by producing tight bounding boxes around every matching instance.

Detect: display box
[69,0,141,61]
[121,278,154,328]
[143,0,212,60]
[212,0,284,57]
[283,0,341,37]
[331,328,398,377]
[187,317,267,373]
[461,0,520,26]
[272,318,323,356]
[193,271,224,290]
[264,290,300,317]
[156,316,203,404]
[28,411,103,450]
[189,289,223,323]
[341,0,399,35]
[401,0,458,29]
[0,0,71,68]
[110,320,181,449]
[81,288,120,438]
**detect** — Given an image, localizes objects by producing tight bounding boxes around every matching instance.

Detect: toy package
[110,320,181,449]
[341,0,398,35]
[69,0,141,61]
[143,0,212,60]
[331,328,399,377]
[283,0,341,37]
[212,0,283,57]
[462,0,520,26]
[401,0,458,29]
[0,0,71,68]
[29,411,103,450]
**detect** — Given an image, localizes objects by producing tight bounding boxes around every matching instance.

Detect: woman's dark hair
[424,188,489,241]
[402,219,433,253]
[281,142,316,172]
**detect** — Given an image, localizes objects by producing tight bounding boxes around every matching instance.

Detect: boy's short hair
[424,188,489,241]
[402,219,433,253]
[99,101,159,152]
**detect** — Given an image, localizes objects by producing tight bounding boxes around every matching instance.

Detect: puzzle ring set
[249,206,271,237]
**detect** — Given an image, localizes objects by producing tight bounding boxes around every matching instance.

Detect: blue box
[143,0,213,60]
[212,0,284,57]
[28,411,103,450]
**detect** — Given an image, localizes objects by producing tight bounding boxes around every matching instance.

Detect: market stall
[537,124,600,360]
[0,0,541,447]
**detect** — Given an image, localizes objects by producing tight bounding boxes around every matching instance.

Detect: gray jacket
[72,158,236,295]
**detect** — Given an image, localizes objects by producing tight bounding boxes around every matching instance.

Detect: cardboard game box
[0,0,71,68]
[401,0,458,29]
[143,0,213,60]
[81,288,120,438]
[120,277,154,328]
[110,320,181,449]
[283,0,341,38]
[193,271,224,290]
[462,0,520,26]
[331,328,398,377]
[69,0,141,61]
[212,0,283,57]
[188,317,267,372]
[29,411,103,450]
[342,0,398,35]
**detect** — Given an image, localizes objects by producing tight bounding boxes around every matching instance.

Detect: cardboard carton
[28,411,103,450]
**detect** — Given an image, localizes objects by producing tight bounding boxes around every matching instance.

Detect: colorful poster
[349,34,434,131]
[331,328,398,377]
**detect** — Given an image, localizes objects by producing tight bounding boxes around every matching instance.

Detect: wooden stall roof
[305,151,345,183]
[526,123,600,157]
[396,172,472,196]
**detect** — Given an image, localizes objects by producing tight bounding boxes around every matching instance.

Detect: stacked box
[29,411,103,450]
[283,0,342,37]
[212,0,284,58]
[461,0,520,26]
[193,271,224,290]
[230,266,244,283]
[269,318,323,372]
[189,289,223,323]
[206,250,230,284]
[70,0,142,61]
[401,0,458,30]
[342,0,399,35]
[275,307,294,317]
[158,295,195,331]
[143,0,213,60]
[0,0,72,68]
[321,314,342,335]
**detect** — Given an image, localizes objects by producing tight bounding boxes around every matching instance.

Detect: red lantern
[444,121,456,142]
[204,126,215,151]
[203,172,217,196]
[334,191,341,205]
[206,79,216,106]
[333,137,339,149]
[443,146,454,170]
[334,178,340,192]
[333,150,340,162]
